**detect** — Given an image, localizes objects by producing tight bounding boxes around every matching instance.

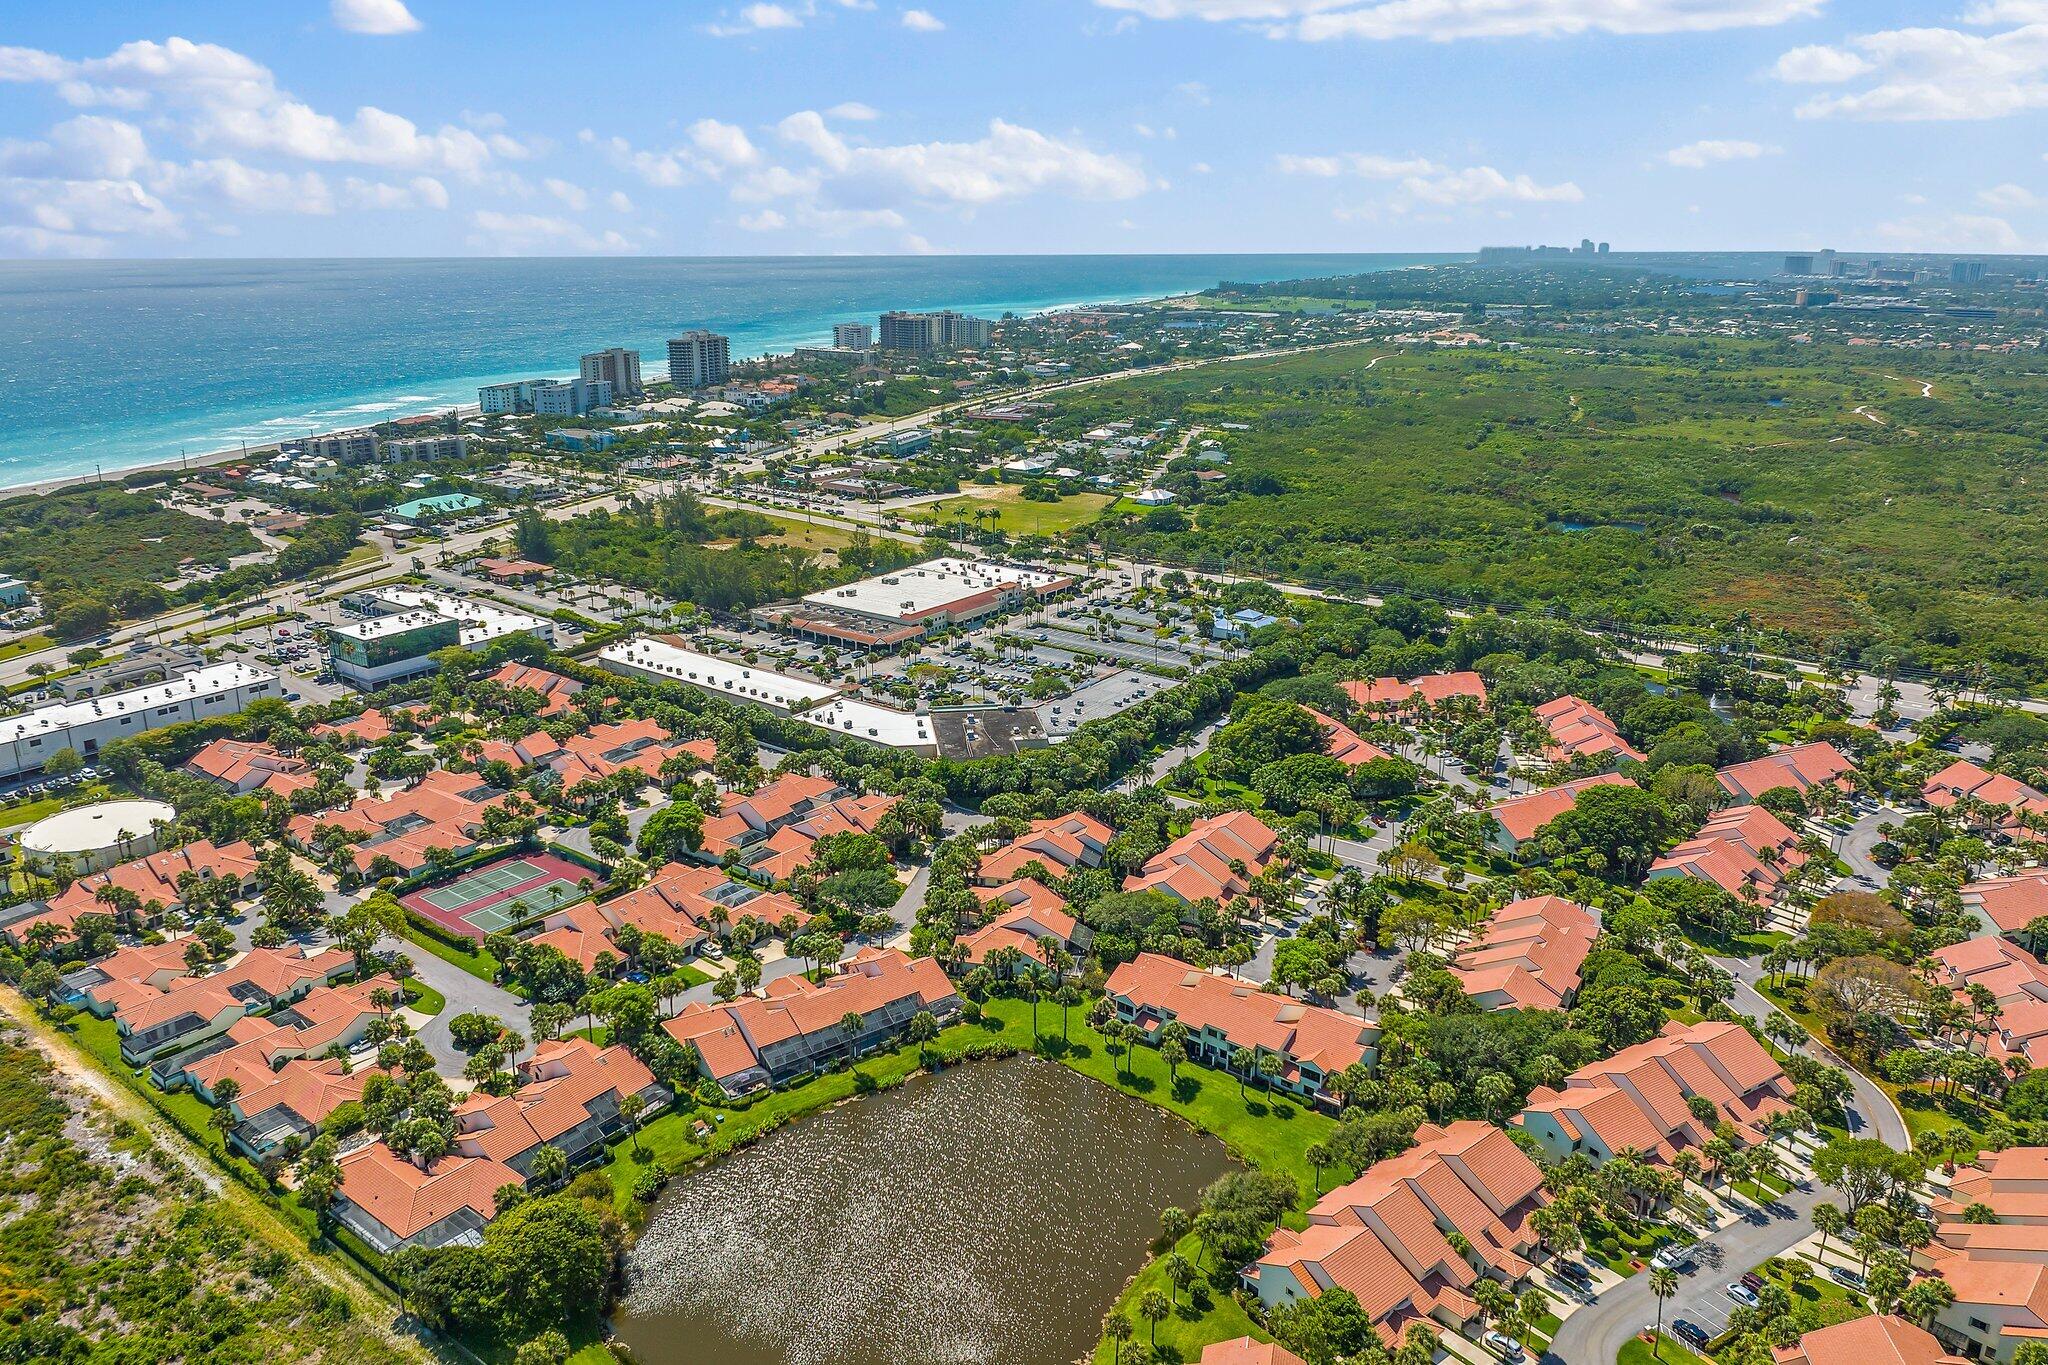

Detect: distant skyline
[0,1,2040,259]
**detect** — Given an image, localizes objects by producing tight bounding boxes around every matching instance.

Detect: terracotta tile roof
[453,1037,657,1164]
[1449,896,1598,1010]
[486,663,584,714]
[1961,869,2048,935]
[977,878,1070,920]
[1515,1019,1793,1163]
[1924,760,2048,839]
[185,738,316,797]
[1300,706,1396,767]
[1770,1314,1967,1365]
[1649,803,1805,902]
[475,731,564,771]
[528,903,617,972]
[231,1056,379,1130]
[1201,1339,1307,1365]
[286,769,507,875]
[1486,774,1635,845]
[46,838,262,921]
[1931,936,2048,1007]
[957,895,1082,967]
[1123,811,1280,904]
[115,945,351,1037]
[337,1143,519,1241]
[1534,694,1644,764]
[1341,672,1488,713]
[550,717,699,787]
[1107,952,1378,1081]
[727,773,841,829]
[186,974,398,1091]
[1937,1147,2048,1224]
[310,709,395,747]
[977,811,1113,884]
[1718,742,1855,802]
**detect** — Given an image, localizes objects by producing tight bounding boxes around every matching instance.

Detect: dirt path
[1851,404,1887,425]
[0,988,432,1362]
[1882,373,1936,398]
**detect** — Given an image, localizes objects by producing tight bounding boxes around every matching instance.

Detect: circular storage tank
[17,798,176,874]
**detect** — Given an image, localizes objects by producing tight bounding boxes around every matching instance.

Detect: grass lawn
[1093,1228,1266,1365]
[673,962,713,988]
[1619,1332,1710,1365]
[747,512,863,555]
[913,486,1113,536]
[403,977,446,1016]
[0,633,54,661]
[401,924,505,985]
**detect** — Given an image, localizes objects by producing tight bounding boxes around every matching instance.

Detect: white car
[1482,1331,1526,1362]
[1725,1282,1760,1309]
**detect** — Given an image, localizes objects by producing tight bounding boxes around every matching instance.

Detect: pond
[613,1055,1238,1365]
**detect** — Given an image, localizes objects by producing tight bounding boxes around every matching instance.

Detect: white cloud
[544,177,589,210]
[332,0,423,35]
[902,8,947,30]
[1190,160,1213,173]
[0,115,151,179]
[1091,0,1820,41]
[1875,212,2026,251]
[707,3,806,35]
[1660,138,1778,168]
[768,112,1153,204]
[0,224,112,256]
[738,209,788,230]
[1175,80,1212,104]
[0,173,179,239]
[1275,151,1440,177]
[163,158,334,213]
[607,189,635,213]
[690,118,760,168]
[827,101,881,120]
[0,37,511,175]
[1778,19,2048,120]
[1979,181,2039,208]
[1964,2,2048,21]
[1276,148,1580,209]
[467,209,634,254]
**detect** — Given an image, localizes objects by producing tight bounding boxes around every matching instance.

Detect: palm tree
[619,1092,646,1156]
[1648,1267,1678,1357]
[907,1009,939,1066]
[1161,1036,1187,1089]
[1306,1141,1333,1193]
[1104,1314,1132,1364]
[1812,1202,1845,1261]
[839,1010,865,1060]
[1230,1045,1255,1099]
[1139,1289,1171,1347]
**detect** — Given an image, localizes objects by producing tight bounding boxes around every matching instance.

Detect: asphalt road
[1714,956,1909,1150]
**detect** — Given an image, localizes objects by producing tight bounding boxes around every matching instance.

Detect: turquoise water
[0,254,1456,490]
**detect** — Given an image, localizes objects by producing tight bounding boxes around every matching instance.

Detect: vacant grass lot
[1069,339,2048,684]
[915,486,1114,536]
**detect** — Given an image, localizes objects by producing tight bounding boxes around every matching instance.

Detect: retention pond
[613,1054,1237,1365]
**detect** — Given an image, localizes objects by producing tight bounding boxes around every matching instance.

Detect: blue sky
[0,0,2041,258]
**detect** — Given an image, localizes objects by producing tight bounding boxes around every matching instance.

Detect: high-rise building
[1952,260,1987,285]
[479,379,550,414]
[667,331,731,389]
[579,347,643,399]
[833,322,874,350]
[879,310,991,351]
[532,378,612,417]
[941,312,993,348]
[379,435,467,464]
[295,430,379,463]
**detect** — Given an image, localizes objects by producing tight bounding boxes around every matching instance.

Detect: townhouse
[663,948,960,1096]
[184,738,318,799]
[743,791,899,882]
[484,662,584,716]
[1717,741,1856,805]
[1534,695,1645,768]
[1514,1019,1795,1166]
[169,971,401,1103]
[698,772,844,862]
[1484,774,1635,856]
[109,944,355,1063]
[1647,804,1808,905]
[51,939,194,1015]
[1921,1149,2048,1361]
[1301,706,1396,768]
[976,810,1113,885]
[1244,1121,1549,1350]
[1923,759,2048,840]
[286,769,509,877]
[1202,1343,1308,1365]
[218,1058,379,1161]
[957,879,1090,968]
[333,1143,522,1253]
[1105,952,1378,1104]
[1928,937,2048,1071]
[308,708,397,748]
[15,837,262,943]
[1958,868,2048,941]
[529,861,797,968]
[450,1038,666,1177]
[1123,811,1282,906]
[1447,896,1599,1011]
[547,718,712,792]
[1341,671,1489,717]
[1770,1315,1965,1365]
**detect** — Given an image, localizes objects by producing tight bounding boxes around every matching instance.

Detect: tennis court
[401,851,600,940]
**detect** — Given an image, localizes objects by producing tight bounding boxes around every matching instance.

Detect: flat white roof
[799,557,1066,623]
[334,588,546,649]
[19,798,177,855]
[597,637,840,710]
[598,636,932,749]
[0,662,277,745]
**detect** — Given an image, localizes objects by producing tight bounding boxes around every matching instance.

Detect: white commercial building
[762,556,1074,649]
[326,588,555,690]
[597,636,936,756]
[0,663,281,778]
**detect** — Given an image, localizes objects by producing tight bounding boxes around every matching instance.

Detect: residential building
[1302,706,1395,767]
[698,772,843,861]
[957,883,1089,968]
[389,492,485,525]
[450,1038,665,1176]
[1341,671,1489,716]
[1484,774,1635,855]
[667,330,731,389]
[1106,952,1378,1102]
[1448,895,1598,1011]
[1244,1121,1550,1349]
[976,811,1113,885]
[583,860,797,958]
[333,1143,521,1253]
[184,738,316,799]
[545,426,617,451]
[30,838,263,939]
[1647,803,1808,904]
[379,434,466,464]
[0,575,30,607]
[285,769,508,877]
[579,347,643,399]
[1919,1149,2048,1360]
[1924,759,2048,839]
[1717,742,1856,804]
[741,791,898,882]
[110,944,355,1063]
[1202,1344,1306,1365]
[832,322,873,350]
[294,429,379,464]
[173,973,400,1102]
[0,663,281,779]
[482,661,583,714]
[1931,937,2048,1069]
[532,378,611,418]
[308,707,395,747]
[1770,1315,1965,1365]
[478,379,549,414]
[219,1058,381,1160]
[1534,695,1644,767]
[879,310,941,351]
[1514,1019,1795,1166]
[1960,868,2048,939]
[548,717,710,793]
[325,587,553,689]
[663,948,961,1095]
[1123,811,1282,906]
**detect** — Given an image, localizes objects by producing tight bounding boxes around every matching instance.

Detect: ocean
[0,253,1456,492]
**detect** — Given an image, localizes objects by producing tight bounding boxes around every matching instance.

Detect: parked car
[1740,1271,1765,1292]
[1549,1259,1593,1289]
[1829,1265,1867,1290]
[1481,1331,1525,1362]
[1725,1282,1761,1309]
[1672,1320,1712,1349]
